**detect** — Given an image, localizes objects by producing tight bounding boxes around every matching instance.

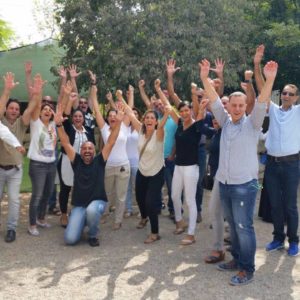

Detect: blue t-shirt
[162,115,177,158]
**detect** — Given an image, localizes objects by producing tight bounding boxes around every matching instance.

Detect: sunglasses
[79,101,87,105]
[282,91,296,97]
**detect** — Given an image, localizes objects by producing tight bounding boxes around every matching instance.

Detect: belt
[267,153,300,163]
[0,164,17,170]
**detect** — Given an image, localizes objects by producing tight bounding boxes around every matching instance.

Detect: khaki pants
[104,163,130,224]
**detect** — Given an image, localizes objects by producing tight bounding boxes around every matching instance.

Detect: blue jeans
[265,159,299,243]
[196,144,206,212]
[219,179,258,274]
[0,166,23,230]
[64,200,107,245]
[125,166,138,213]
[164,158,175,212]
[29,160,56,225]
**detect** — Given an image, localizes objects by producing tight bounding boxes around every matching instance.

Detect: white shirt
[0,121,21,148]
[126,127,139,168]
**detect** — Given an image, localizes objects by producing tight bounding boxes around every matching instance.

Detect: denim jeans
[29,160,56,225]
[196,144,206,212]
[164,158,175,212]
[0,166,23,230]
[125,166,138,213]
[265,159,299,243]
[219,179,258,274]
[64,200,107,245]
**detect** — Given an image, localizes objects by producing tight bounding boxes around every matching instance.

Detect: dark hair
[141,109,159,134]
[132,107,142,120]
[71,109,85,123]
[178,101,192,111]
[105,108,117,124]
[6,98,20,109]
[41,103,54,121]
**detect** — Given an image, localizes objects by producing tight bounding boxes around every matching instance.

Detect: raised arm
[166,59,182,108]
[68,64,80,95]
[54,103,76,162]
[31,74,47,121]
[106,91,116,110]
[102,110,123,161]
[123,102,142,132]
[59,80,73,112]
[240,70,256,115]
[253,44,266,94]
[138,80,151,109]
[127,84,134,108]
[191,83,203,117]
[64,92,78,116]
[24,61,33,100]
[87,70,96,110]
[0,72,19,118]
[210,58,225,96]
[90,85,105,129]
[156,105,170,141]
[57,66,67,103]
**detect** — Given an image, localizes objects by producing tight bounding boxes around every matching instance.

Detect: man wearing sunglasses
[264,84,300,256]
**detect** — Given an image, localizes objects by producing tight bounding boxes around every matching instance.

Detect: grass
[21,157,32,193]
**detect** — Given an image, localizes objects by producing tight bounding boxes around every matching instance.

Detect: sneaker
[287,242,299,257]
[217,259,238,271]
[88,237,100,247]
[230,271,254,286]
[28,227,39,236]
[265,240,284,252]
[36,220,51,228]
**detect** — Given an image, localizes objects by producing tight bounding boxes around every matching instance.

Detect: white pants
[171,165,199,235]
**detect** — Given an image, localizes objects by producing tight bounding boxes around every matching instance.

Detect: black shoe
[5,230,16,243]
[88,237,100,247]
[196,212,202,223]
[168,211,175,220]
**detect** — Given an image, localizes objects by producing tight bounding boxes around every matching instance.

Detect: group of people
[0,44,299,286]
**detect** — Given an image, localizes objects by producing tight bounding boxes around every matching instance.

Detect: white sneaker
[28,227,39,236]
[36,220,51,228]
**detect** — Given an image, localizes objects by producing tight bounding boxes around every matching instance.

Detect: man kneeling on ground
[54,103,123,247]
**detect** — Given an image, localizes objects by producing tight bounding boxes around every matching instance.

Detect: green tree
[55,0,258,101]
[0,19,14,50]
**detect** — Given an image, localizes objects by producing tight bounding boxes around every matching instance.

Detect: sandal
[180,235,196,246]
[173,220,188,235]
[60,214,68,228]
[144,234,161,244]
[204,250,225,264]
[136,218,148,229]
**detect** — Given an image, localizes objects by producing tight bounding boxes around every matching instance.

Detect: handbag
[202,165,214,190]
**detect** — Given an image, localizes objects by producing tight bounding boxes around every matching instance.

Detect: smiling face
[228,93,247,123]
[40,104,53,123]
[107,110,117,128]
[281,85,299,110]
[72,110,84,129]
[179,104,192,122]
[80,141,95,164]
[78,98,88,113]
[5,101,20,122]
[143,111,158,132]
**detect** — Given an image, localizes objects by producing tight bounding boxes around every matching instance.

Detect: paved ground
[0,190,300,300]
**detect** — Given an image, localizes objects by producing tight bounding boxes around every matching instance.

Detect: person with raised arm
[54,102,124,247]
[124,80,169,243]
[90,79,130,230]
[199,58,277,286]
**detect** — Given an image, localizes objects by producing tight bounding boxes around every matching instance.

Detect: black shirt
[71,153,107,207]
[175,119,204,166]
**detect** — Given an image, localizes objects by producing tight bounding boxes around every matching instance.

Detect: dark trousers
[265,159,299,243]
[57,157,72,214]
[136,167,164,234]
[196,144,206,212]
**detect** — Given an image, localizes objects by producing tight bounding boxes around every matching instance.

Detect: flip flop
[205,251,225,264]
[180,238,196,246]
[144,234,161,244]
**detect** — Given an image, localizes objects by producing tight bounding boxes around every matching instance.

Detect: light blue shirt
[163,116,177,158]
[211,98,266,184]
[266,102,300,156]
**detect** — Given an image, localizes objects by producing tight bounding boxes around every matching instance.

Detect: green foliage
[0,19,14,50]
[54,0,258,100]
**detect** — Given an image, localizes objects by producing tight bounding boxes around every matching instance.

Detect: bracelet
[56,124,63,128]
[244,79,253,83]
[91,82,97,86]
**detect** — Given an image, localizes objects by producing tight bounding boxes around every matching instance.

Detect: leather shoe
[5,230,16,243]
[88,237,100,247]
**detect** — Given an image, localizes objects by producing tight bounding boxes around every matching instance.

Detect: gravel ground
[0,190,300,300]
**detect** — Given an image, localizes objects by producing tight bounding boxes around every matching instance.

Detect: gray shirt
[211,98,266,184]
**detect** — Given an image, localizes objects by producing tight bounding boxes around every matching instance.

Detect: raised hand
[199,59,211,81]
[68,64,81,78]
[210,58,225,77]
[263,61,278,81]
[199,98,209,110]
[58,66,67,79]
[24,61,32,75]
[30,74,46,95]
[166,59,180,76]
[88,70,96,84]
[138,79,145,88]
[53,103,65,125]
[154,78,161,90]
[69,92,78,103]
[240,82,248,93]
[254,44,265,65]
[3,72,19,91]
[63,80,73,95]
[116,109,125,123]
[115,89,123,101]
[245,70,254,81]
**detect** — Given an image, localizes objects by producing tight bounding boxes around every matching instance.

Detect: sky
[0,0,48,47]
